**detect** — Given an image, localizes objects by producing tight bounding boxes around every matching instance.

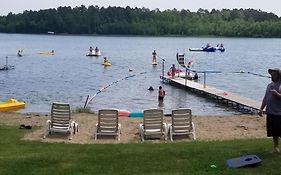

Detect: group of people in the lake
[88,46,111,65]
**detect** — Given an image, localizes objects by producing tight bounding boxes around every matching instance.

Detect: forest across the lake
[0,6,281,37]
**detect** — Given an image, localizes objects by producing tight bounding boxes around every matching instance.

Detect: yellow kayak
[0,99,25,112]
[102,62,112,66]
[38,51,54,55]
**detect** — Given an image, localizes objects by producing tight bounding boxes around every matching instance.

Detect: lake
[1,33,280,115]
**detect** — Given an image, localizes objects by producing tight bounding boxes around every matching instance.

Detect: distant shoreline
[1,32,279,39]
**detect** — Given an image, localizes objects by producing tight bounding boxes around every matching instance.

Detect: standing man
[152,50,157,63]
[259,68,281,153]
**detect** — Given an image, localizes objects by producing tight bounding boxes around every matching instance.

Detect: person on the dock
[152,50,157,63]
[258,68,281,154]
[193,72,199,80]
[158,86,165,101]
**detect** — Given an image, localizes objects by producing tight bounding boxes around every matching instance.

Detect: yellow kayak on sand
[0,99,25,112]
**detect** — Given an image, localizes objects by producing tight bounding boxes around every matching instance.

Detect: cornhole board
[226,155,262,168]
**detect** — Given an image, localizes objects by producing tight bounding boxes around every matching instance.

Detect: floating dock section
[161,76,261,114]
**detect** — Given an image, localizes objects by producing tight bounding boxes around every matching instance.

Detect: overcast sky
[1,0,280,16]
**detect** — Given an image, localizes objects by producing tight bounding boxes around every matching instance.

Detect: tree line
[0,5,281,37]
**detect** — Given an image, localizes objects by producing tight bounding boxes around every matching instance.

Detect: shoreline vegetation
[1,6,281,38]
[0,111,266,144]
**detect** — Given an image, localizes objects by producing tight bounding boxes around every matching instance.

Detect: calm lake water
[1,33,281,115]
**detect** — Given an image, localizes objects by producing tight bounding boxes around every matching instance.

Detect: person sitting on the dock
[193,72,199,80]
[258,68,281,154]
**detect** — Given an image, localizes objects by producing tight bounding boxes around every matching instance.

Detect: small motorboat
[0,99,25,112]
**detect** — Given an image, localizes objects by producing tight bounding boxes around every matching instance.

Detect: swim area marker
[84,71,147,108]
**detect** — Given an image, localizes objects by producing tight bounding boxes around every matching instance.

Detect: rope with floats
[83,71,147,108]
[238,71,270,78]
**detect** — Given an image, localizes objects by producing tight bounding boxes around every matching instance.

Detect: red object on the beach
[223,92,228,96]
[118,109,130,117]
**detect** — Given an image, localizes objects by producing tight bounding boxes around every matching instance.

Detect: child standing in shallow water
[158,86,165,101]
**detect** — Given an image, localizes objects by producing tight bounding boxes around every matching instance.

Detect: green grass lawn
[0,124,281,175]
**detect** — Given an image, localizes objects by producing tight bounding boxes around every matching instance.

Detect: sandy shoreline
[0,112,267,144]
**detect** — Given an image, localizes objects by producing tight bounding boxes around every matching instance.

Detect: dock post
[172,64,175,79]
[203,72,207,88]
[185,68,187,86]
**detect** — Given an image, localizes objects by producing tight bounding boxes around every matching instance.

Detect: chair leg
[72,122,78,135]
[138,124,144,142]
[43,120,51,139]
[69,128,73,140]
[169,126,173,141]
[75,123,79,134]
[192,123,196,140]
[163,123,167,140]
[118,124,121,141]
[95,123,98,140]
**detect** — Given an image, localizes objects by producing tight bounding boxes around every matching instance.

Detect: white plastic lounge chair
[168,108,196,141]
[95,109,121,140]
[43,102,78,140]
[138,108,167,141]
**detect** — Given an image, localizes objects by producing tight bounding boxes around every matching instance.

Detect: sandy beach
[0,112,267,144]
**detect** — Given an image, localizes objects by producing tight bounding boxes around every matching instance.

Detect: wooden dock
[161,76,261,114]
